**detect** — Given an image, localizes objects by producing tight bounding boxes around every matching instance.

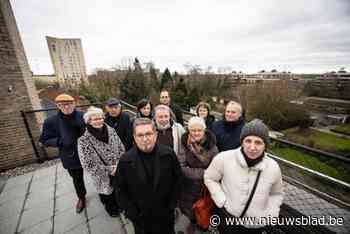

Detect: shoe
[76,197,86,213]
[108,210,120,217]
[106,206,120,217]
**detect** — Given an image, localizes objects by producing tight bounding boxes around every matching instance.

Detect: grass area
[282,127,350,156]
[269,144,350,183]
[332,124,350,136]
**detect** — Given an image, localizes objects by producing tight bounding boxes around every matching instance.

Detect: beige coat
[204,147,284,228]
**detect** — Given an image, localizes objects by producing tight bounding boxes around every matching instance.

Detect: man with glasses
[115,118,183,234]
[39,93,87,213]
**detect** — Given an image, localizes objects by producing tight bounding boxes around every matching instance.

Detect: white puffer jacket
[204,147,284,228]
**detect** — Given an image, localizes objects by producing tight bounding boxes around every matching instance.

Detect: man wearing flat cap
[39,93,87,213]
[104,98,133,151]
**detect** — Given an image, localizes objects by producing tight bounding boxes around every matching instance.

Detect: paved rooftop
[0,163,349,234]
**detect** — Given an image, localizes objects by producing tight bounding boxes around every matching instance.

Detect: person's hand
[110,165,117,176]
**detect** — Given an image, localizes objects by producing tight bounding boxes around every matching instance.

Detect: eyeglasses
[91,117,104,121]
[57,102,74,107]
[135,132,155,139]
[189,129,204,133]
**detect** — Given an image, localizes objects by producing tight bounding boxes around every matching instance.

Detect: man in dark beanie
[204,119,283,234]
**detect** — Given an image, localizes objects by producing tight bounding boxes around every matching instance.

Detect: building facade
[0,0,43,170]
[46,36,88,87]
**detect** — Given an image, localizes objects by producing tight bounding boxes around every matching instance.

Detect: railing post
[20,110,43,163]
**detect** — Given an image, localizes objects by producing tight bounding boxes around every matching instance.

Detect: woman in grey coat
[78,106,125,217]
[177,117,218,232]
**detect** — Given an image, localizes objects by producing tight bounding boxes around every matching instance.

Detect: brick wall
[0,0,43,171]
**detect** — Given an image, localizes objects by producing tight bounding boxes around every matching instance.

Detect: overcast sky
[11,0,350,74]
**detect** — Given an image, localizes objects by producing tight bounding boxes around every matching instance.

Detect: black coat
[115,144,182,231]
[211,117,245,152]
[205,115,216,130]
[105,112,133,151]
[170,103,184,126]
[39,110,85,169]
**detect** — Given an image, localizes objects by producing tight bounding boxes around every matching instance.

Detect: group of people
[39,89,284,234]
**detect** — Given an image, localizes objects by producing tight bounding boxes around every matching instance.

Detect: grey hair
[188,116,206,130]
[226,101,242,114]
[83,106,104,124]
[154,104,171,114]
[154,104,177,122]
[133,118,156,134]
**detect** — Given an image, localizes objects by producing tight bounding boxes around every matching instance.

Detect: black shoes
[76,197,86,213]
[106,205,120,217]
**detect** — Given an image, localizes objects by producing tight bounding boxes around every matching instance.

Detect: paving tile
[0,212,20,234]
[55,181,75,198]
[29,176,55,194]
[88,213,124,234]
[18,202,53,232]
[0,183,28,204]
[19,218,52,234]
[53,207,86,234]
[85,195,105,219]
[32,167,56,181]
[55,191,78,214]
[0,195,24,221]
[25,188,54,209]
[2,173,33,192]
[63,222,89,234]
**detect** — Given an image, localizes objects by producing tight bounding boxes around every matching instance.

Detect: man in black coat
[39,94,87,213]
[159,90,184,126]
[211,101,245,152]
[104,98,133,151]
[115,118,182,234]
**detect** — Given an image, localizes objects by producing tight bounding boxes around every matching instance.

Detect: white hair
[83,106,104,124]
[188,116,206,130]
[154,104,171,114]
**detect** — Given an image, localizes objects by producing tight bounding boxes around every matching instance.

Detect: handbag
[89,139,116,186]
[192,184,215,230]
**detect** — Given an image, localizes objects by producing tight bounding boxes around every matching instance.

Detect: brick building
[0,0,43,171]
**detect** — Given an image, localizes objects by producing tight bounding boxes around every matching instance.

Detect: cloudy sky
[11,0,350,74]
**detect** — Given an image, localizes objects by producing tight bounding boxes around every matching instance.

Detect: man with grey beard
[153,105,185,155]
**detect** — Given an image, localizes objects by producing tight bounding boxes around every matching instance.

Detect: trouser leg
[67,168,86,199]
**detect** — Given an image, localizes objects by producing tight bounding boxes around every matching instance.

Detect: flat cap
[106,98,121,106]
[55,94,75,102]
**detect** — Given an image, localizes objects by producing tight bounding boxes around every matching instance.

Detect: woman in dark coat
[177,116,218,233]
[136,98,153,119]
[195,101,215,130]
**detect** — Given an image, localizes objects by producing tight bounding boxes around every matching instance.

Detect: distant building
[32,74,57,85]
[46,36,88,87]
[305,73,350,100]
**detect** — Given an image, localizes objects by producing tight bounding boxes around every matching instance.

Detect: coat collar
[235,147,267,171]
[125,144,162,190]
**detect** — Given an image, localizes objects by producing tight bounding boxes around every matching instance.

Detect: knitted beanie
[240,119,270,146]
